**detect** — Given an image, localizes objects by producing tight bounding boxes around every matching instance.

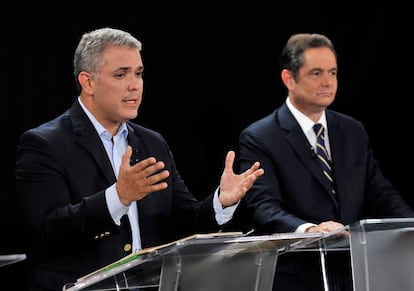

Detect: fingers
[218,153,265,207]
[224,150,235,173]
[245,173,259,189]
[315,221,345,233]
[117,148,170,205]
[133,158,164,178]
[131,159,169,190]
[144,167,170,186]
[251,162,264,178]
[121,146,133,166]
[241,161,264,191]
[240,160,264,181]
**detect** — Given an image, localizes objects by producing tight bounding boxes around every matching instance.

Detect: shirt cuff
[105,183,130,225]
[296,222,317,233]
[213,187,239,225]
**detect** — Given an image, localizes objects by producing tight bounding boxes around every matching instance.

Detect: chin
[322,96,335,106]
[125,109,139,118]
[128,114,138,120]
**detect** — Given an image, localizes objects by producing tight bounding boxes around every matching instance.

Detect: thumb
[224,150,235,174]
[121,146,133,168]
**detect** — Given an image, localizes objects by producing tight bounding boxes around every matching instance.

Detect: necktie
[313,123,336,195]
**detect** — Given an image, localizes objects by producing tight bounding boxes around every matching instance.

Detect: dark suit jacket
[239,102,414,290]
[15,100,223,290]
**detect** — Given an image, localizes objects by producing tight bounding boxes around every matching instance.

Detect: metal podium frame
[63,232,322,291]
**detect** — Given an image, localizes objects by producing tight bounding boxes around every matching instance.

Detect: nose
[128,77,143,91]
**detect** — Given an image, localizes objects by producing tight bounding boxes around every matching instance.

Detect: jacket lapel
[326,113,345,206]
[69,100,116,184]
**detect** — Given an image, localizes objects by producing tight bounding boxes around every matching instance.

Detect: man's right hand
[116,146,170,205]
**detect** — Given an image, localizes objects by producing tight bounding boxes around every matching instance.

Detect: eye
[311,70,321,77]
[115,73,126,78]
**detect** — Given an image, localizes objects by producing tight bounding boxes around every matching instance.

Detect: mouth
[123,96,139,105]
[318,92,333,97]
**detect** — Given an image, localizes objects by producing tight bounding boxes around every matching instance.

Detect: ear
[78,71,95,95]
[281,69,295,90]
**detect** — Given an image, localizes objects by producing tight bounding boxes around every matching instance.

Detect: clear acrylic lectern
[63,232,322,291]
[0,254,26,268]
[295,218,414,291]
[348,218,414,291]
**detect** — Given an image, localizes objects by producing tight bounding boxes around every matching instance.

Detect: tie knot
[313,123,324,137]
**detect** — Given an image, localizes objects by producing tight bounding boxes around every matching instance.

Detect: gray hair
[73,27,142,92]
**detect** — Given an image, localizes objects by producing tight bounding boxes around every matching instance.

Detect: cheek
[295,83,313,95]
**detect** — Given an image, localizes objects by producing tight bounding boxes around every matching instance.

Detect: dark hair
[279,33,336,81]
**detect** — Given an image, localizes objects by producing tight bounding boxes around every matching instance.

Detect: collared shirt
[286,97,331,157]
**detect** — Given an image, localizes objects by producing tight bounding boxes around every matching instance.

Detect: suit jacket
[238,102,414,290]
[15,100,221,290]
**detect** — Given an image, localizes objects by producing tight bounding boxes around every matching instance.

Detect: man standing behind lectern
[15,27,264,291]
[238,33,414,291]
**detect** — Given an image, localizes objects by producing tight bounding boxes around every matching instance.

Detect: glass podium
[63,218,414,291]
[297,218,414,291]
[0,253,26,268]
[348,218,414,291]
[63,232,322,291]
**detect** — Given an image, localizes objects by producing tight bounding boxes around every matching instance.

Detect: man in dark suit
[15,27,264,291]
[238,33,414,291]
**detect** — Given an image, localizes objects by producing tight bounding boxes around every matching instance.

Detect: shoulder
[326,109,369,140]
[20,110,71,142]
[242,110,278,133]
[327,109,365,130]
[126,122,166,141]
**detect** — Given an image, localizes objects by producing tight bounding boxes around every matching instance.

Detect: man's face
[89,45,144,130]
[289,47,338,115]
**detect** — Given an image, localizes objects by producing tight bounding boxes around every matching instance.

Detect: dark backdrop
[2,2,412,290]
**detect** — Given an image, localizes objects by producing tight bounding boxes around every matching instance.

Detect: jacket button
[124,243,132,252]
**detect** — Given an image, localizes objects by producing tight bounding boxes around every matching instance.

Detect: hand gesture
[219,150,264,207]
[116,146,170,205]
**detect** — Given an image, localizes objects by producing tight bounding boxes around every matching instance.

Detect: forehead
[101,45,143,69]
[302,47,337,69]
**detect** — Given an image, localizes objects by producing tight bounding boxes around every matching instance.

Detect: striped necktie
[313,123,336,195]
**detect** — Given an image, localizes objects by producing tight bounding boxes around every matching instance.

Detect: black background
[2,2,412,290]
